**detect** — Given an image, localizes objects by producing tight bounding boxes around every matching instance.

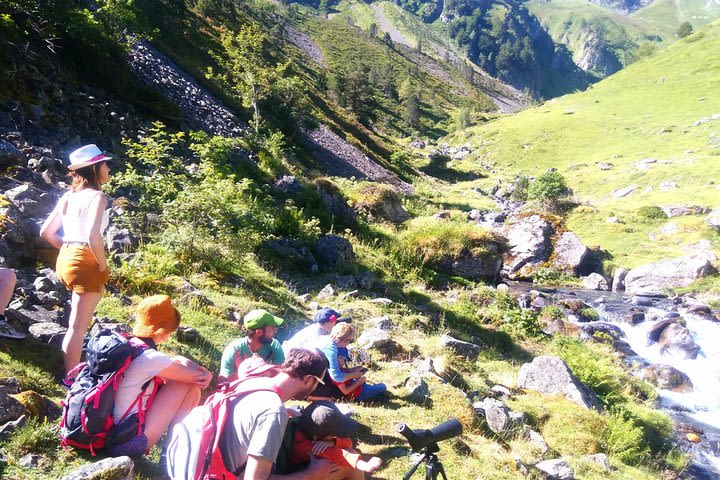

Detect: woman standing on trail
[40,144,112,374]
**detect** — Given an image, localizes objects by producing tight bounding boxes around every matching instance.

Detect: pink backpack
[170,360,282,479]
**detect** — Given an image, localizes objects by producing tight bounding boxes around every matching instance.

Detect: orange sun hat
[133,294,181,338]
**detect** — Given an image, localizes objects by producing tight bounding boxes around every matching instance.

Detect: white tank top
[61,189,110,243]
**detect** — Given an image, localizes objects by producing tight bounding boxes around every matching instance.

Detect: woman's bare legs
[0,268,16,315]
[63,290,104,372]
[143,381,201,448]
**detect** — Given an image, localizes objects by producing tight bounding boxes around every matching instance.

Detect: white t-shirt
[113,349,173,424]
[282,323,324,355]
[166,387,286,479]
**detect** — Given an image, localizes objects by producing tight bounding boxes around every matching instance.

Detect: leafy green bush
[510,175,530,201]
[527,171,570,205]
[636,206,668,220]
[577,307,600,322]
[540,305,565,322]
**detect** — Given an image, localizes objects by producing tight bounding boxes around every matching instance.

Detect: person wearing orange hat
[218,309,286,383]
[40,144,113,373]
[106,295,212,457]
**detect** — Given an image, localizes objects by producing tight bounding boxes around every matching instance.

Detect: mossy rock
[11,390,61,421]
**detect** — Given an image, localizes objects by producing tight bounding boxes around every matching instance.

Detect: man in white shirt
[282,308,349,356]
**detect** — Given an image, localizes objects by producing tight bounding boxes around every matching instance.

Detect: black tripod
[403,443,448,480]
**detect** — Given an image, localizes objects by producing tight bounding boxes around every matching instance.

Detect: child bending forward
[290,400,382,478]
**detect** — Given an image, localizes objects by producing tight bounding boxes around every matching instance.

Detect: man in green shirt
[219,309,285,382]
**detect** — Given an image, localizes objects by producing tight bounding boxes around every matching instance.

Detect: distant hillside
[444,20,720,268]
[527,0,720,78]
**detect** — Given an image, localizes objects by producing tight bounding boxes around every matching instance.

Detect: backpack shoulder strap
[198,381,281,479]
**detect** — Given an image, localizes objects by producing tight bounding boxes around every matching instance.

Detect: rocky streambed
[510,282,720,478]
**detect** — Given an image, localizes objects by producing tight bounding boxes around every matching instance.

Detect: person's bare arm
[157,356,212,388]
[243,455,343,480]
[337,377,365,395]
[39,196,67,249]
[86,194,107,271]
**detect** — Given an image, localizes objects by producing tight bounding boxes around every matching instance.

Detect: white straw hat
[68,144,112,171]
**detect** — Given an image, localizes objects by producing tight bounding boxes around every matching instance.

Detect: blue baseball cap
[314,307,350,324]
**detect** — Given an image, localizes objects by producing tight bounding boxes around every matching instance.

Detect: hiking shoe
[0,319,25,340]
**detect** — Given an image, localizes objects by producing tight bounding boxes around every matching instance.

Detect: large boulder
[354,184,411,224]
[0,201,35,266]
[105,226,139,253]
[28,322,67,347]
[535,459,574,480]
[60,456,135,480]
[624,256,717,295]
[267,238,319,273]
[517,356,600,410]
[637,364,693,392]
[551,231,590,275]
[581,273,609,291]
[706,209,720,231]
[4,184,54,217]
[473,397,525,436]
[612,268,628,292]
[315,179,358,230]
[501,215,554,279]
[312,235,355,272]
[661,205,708,218]
[0,392,26,424]
[658,323,700,359]
[439,334,481,360]
[436,246,503,282]
[0,140,24,168]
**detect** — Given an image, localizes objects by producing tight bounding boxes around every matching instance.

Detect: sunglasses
[309,374,325,385]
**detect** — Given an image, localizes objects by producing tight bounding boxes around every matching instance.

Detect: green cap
[243,309,284,330]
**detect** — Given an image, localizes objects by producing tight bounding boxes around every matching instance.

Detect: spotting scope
[397,418,463,452]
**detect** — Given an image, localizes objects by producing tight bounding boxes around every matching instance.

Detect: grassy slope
[445,21,720,268]
[633,0,720,39]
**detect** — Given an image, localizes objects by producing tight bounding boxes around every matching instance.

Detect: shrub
[540,305,565,322]
[577,307,600,322]
[636,206,667,220]
[510,175,530,201]
[527,171,569,204]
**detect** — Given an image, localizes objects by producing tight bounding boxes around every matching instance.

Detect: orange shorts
[56,243,108,293]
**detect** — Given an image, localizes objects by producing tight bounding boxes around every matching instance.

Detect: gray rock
[659,181,678,191]
[433,210,451,220]
[315,180,358,230]
[705,209,720,231]
[313,235,355,272]
[638,364,693,392]
[317,284,335,300]
[551,231,590,275]
[368,297,393,304]
[267,238,319,273]
[295,294,312,304]
[60,456,135,480]
[490,384,512,399]
[357,328,395,351]
[612,268,628,292]
[0,414,26,441]
[661,205,708,218]
[4,184,53,217]
[526,429,549,454]
[6,304,67,326]
[439,334,481,360]
[501,215,554,279]
[625,255,716,294]
[581,273,608,291]
[19,453,43,468]
[467,209,484,222]
[28,322,67,347]
[517,356,600,410]
[405,375,430,403]
[177,290,214,308]
[106,226,139,253]
[371,316,394,330]
[0,393,26,424]
[0,378,20,395]
[176,326,200,343]
[354,271,376,290]
[334,274,358,290]
[658,323,699,359]
[612,185,636,198]
[535,459,574,480]
[272,175,302,195]
[0,140,24,167]
[474,398,523,435]
[584,453,610,471]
